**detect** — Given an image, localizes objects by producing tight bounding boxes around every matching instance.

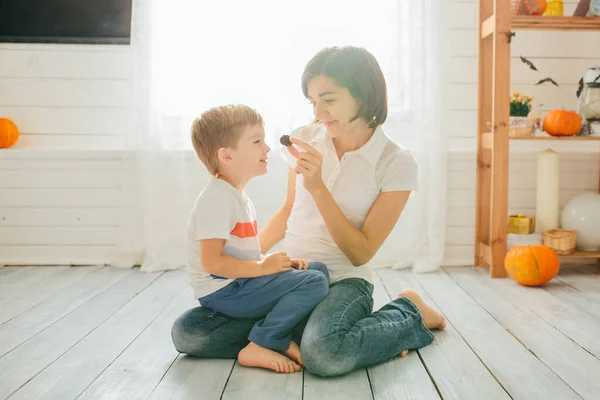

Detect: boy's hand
[260,252,293,275]
[291,260,308,270]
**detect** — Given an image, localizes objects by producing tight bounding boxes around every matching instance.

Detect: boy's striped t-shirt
[186,178,261,299]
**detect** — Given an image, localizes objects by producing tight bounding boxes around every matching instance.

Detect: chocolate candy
[279,134,292,146]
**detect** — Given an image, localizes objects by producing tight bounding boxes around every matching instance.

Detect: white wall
[1,1,599,266]
[0,43,132,264]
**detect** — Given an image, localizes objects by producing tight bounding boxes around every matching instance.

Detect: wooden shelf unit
[474,4,600,278]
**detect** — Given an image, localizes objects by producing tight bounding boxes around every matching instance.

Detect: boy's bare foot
[238,342,301,373]
[281,340,303,366]
[400,350,409,357]
[399,289,447,330]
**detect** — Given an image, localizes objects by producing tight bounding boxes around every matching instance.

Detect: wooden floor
[1,264,599,400]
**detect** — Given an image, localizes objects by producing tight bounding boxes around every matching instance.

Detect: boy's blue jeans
[172,264,434,377]
[197,262,329,350]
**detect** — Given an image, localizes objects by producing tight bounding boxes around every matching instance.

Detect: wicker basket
[542,229,577,255]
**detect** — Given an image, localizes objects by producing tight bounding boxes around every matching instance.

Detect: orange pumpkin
[0,118,19,148]
[524,0,547,15]
[504,245,560,286]
[543,109,582,136]
[511,0,547,15]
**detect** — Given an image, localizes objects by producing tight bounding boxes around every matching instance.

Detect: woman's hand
[289,137,326,194]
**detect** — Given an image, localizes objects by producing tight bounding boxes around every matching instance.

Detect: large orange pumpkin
[505,245,560,286]
[0,118,19,148]
[543,109,582,136]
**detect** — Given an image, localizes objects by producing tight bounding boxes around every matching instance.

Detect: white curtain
[116,0,449,273]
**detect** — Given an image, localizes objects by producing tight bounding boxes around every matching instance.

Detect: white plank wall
[0,41,132,264]
[0,1,599,266]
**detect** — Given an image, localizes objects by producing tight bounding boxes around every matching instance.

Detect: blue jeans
[197,263,329,350]
[171,266,434,377]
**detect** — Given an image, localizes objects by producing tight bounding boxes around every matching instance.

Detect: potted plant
[510,91,540,137]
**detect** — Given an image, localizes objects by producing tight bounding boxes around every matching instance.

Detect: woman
[171,46,446,377]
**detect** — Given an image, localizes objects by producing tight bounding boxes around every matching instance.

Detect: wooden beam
[482,132,493,149]
[474,0,494,269]
[481,15,496,38]
[478,242,492,266]
[510,136,600,141]
[489,0,511,279]
[512,15,600,31]
[561,251,600,258]
[474,35,493,268]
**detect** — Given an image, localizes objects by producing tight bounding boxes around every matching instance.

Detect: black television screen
[0,0,132,44]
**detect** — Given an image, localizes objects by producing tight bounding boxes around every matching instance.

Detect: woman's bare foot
[399,289,447,330]
[281,340,303,366]
[400,349,409,357]
[238,342,301,373]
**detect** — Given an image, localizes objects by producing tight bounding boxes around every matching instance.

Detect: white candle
[536,149,560,233]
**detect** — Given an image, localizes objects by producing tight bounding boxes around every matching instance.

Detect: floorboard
[0,266,98,325]
[221,362,303,400]
[0,266,131,357]
[77,286,196,400]
[10,270,187,400]
[2,265,599,400]
[478,267,600,361]
[0,269,161,399]
[377,268,510,400]
[413,269,580,400]
[368,270,440,400]
[446,266,600,399]
[148,357,235,400]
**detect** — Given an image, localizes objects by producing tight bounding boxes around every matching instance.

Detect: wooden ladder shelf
[474,1,600,278]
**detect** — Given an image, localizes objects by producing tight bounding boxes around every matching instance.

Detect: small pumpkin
[0,118,19,148]
[504,245,560,286]
[543,109,582,136]
[524,0,547,15]
[511,0,547,15]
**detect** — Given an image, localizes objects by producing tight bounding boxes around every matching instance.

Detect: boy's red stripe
[230,221,258,238]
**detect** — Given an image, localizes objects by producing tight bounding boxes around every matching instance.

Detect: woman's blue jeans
[171,265,434,377]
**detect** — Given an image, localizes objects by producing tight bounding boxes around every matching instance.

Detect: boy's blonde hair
[191,104,264,176]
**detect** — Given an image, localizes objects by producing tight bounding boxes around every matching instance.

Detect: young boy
[187,104,329,374]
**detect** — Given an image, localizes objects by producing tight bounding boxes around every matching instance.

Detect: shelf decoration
[542,229,577,254]
[542,109,582,136]
[574,0,600,16]
[504,244,560,286]
[509,91,541,137]
[511,0,548,15]
[561,192,600,251]
[577,66,600,136]
[545,0,564,15]
[0,118,19,149]
[535,149,560,233]
[508,214,536,234]
[508,233,543,250]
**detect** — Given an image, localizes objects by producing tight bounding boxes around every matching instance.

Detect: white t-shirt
[283,124,418,284]
[186,178,261,299]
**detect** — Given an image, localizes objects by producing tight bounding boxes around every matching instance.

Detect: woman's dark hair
[301,46,387,128]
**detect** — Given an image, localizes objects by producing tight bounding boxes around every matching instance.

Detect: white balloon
[561,192,600,251]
